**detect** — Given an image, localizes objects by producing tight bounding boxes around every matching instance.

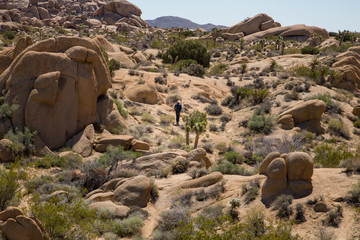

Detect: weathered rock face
[113,175,151,207]
[0,207,48,240]
[125,84,162,104]
[278,100,326,134]
[94,0,147,32]
[0,37,112,150]
[330,46,360,91]
[227,13,277,36]
[260,152,313,204]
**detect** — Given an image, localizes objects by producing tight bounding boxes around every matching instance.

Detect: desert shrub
[0,167,19,211]
[162,40,211,67]
[25,175,53,194]
[347,180,360,204]
[323,205,343,227]
[112,168,140,178]
[3,30,16,40]
[301,46,319,55]
[220,113,232,123]
[224,151,243,164]
[4,127,36,157]
[255,102,272,115]
[211,161,251,176]
[0,95,18,119]
[187,167,208,179]
[272,195,293,219]
[247,112,276,135]
[284,89,299,101]
[186,63,205,77]
[208,63,227,76]
[150,179,160,203]
[341,157,360,174]
[97,146,141,170]
[215,142,227,153]
[243,179,260,204]
[328,118,350,139]
[354,119,360,128]
[202,141,213,153]
[166,93,181,105]
[113,215,144,237]
[159,114,175,126]
[171,59,197,72]
[247,88,269,104]
[33,154,83,169]
[168,135,186,149]
[156,207,190,232]
[205,104,223,116]
[198,204,224,221]
[113,99,128,118]
[30,195,104,240]
[316,228,335,240]
[171,157,190,174]
[314,144,353,168]
[294,203,306,223]
[141,112,156,123]
[100,47,120,77]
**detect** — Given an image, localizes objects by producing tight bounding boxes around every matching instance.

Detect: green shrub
[328,118,350,139]
[243,179,260,204]
[224,151,243,164]
[3,30,15,40]
[208,63,227,76]
[323,205,343,227]
[186,63,205,77]
[30,196,100,240]
[0,95,18,119]
[310,93,334,110]
[247,112,276,135]
[294,203,306,223]
[159,114,175,126]
[171,59,197,72]
[4,127,36,157]
[97,146,142,170]
[171,157,190,174]
[33,154,83,169]
[141,112,156,123]
[301,46,319,55]
[314,144,353,167]
[354,119,360,128]
[161,40,211,67]
[204,104,223,116]
[114,99,128,118]
[113,215,144,237]
[211,161,251,176]
[0,167,19,211]
[272,195,293,219]
[24,175,53,194]
[156,207,190,232]
[247,88,269,104]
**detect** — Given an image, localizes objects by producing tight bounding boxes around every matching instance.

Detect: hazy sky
[131,0,359,32]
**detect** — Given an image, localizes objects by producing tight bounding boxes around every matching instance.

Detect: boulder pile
[278,100,326,134]
[0,207,49,240]
[0,0,147,32]
[0,36,125,151]
[329,46,360,91]
[259,152,314,204]
[226,13,329,41]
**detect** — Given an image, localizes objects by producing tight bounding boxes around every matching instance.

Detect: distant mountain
[146,16,228,32]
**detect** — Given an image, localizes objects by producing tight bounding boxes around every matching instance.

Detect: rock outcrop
[94,0,147,32]
[86,175,152,209]
[0,207,48,240]
[278,100,326,134]
[260,152,313,204]
[330,46,360,91]
[0,37,125,150]
[227,13,329,41]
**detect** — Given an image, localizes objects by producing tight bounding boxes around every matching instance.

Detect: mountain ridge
[145,16,228,31]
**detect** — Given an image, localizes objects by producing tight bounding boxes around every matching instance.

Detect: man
[174,100,182,126]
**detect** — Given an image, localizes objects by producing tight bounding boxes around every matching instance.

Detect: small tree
[239,37,245,50]
[211,28,222,47]
[183,111,208,148]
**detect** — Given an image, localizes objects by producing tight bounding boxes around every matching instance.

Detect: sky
[131,0,360,32]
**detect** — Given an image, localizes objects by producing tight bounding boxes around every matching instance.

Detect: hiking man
[174,100,182,126]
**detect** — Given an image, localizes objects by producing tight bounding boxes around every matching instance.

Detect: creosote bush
[161,40,211,67]
[205,104,223,116]
[314,144,353,168]
[247,112,276,135]
[0,167,20,211]
[211,161,251,176]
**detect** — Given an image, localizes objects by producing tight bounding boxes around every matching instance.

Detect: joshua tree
[239,37,245,50]
[177,27,184,40]
[183,110,208,148]
[275,36,283,50]
[310,57,320,71]
[211,28,222,47]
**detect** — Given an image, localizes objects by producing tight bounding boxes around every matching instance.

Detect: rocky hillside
[0,5,360,240]
[146,16,228,31]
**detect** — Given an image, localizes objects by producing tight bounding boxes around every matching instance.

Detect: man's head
[178,100,181,104]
